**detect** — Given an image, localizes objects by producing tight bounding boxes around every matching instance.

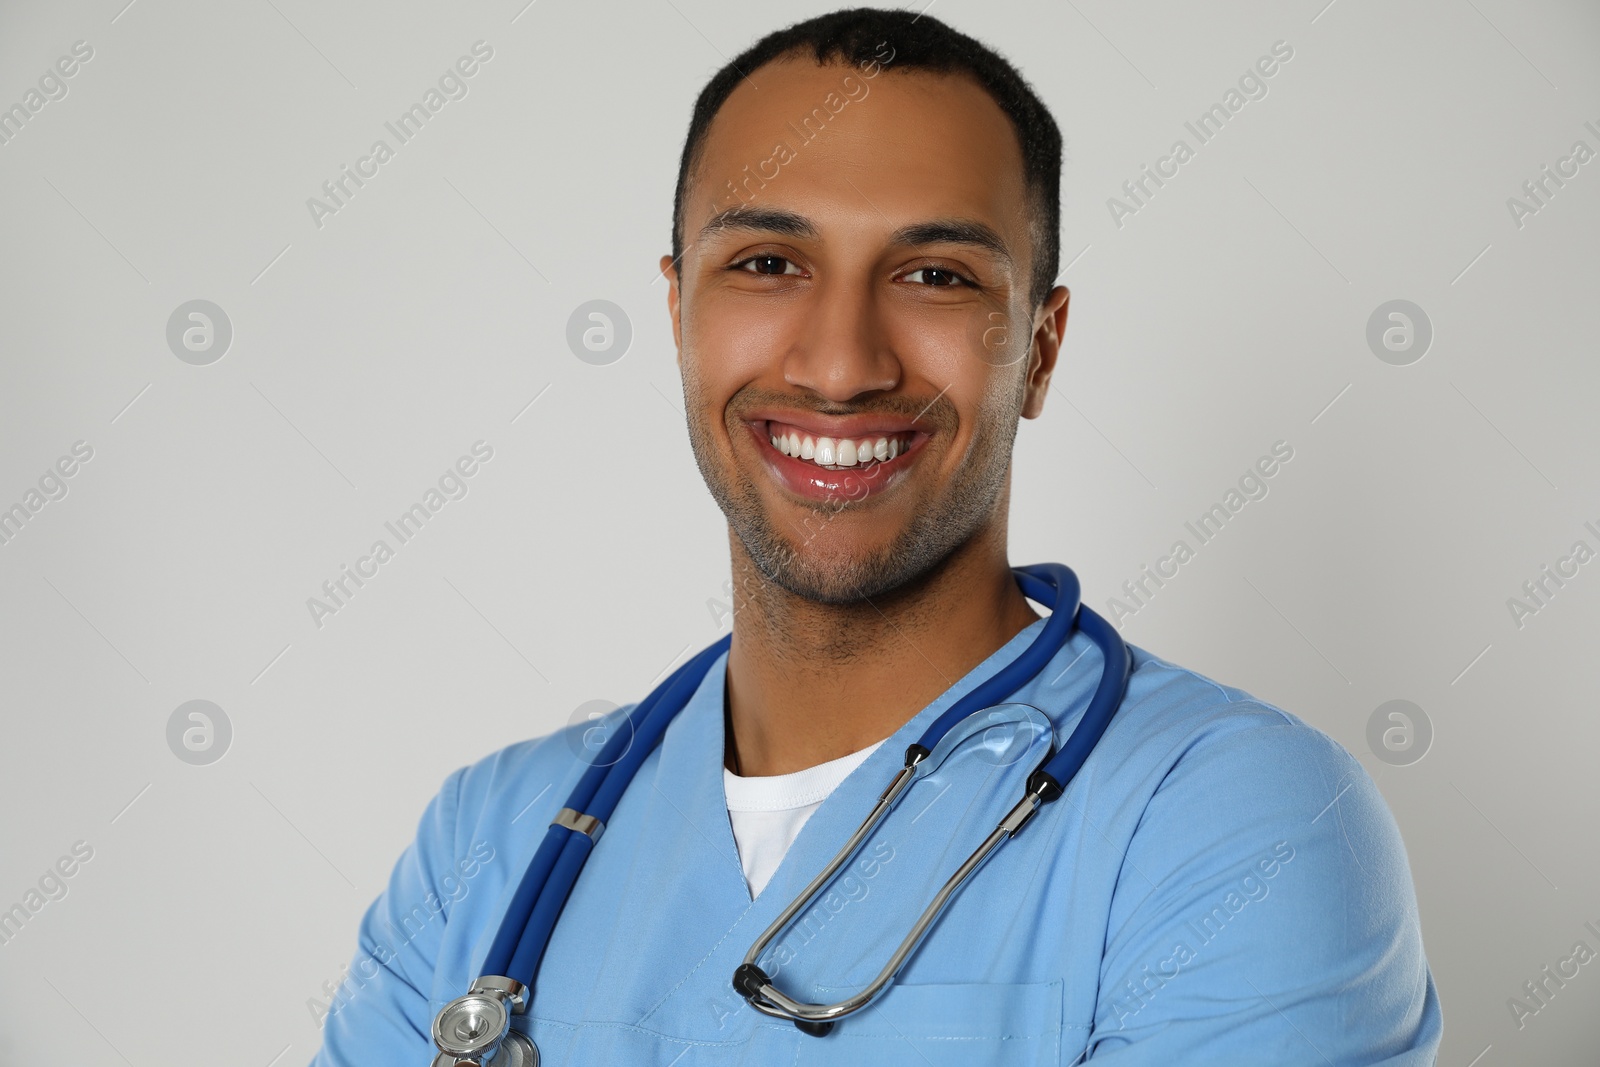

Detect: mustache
[727,386,958,430]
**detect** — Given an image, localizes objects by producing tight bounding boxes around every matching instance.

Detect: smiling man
[311,9,1441,1066]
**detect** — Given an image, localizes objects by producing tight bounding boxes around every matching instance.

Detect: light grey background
[0,0,1595,1063]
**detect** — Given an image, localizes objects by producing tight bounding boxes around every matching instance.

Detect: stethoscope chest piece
[431,976,540,1067]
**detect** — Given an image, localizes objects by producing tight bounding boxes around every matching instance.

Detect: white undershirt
[724,739,886,898]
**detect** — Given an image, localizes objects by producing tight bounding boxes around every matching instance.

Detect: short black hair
[670,7,1063,311]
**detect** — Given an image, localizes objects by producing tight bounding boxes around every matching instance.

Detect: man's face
[664,56,1064,605]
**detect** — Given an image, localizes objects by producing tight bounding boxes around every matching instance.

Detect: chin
[742,526,941,606]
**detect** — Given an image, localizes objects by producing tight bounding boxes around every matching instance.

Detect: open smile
[744,413,932,503]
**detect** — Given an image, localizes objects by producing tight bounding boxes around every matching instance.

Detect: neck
[722,515,1039,778]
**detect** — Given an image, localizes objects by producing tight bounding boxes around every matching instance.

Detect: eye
[734,255,804,276]
[902,266,972,287]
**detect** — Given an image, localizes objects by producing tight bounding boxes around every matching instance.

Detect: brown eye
[904,267,969,287]
[736,255,801,276]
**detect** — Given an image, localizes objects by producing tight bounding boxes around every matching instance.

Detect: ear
[1021,285,1068,419]
[660,254,683,366]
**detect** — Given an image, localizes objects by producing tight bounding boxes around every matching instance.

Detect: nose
[781,274,901,403]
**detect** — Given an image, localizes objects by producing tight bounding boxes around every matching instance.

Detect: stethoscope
[429,562,1131,1066]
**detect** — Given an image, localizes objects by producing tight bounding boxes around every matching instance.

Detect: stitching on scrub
[1106,699,1294,865]
[1130,650,1298,721]
[969,784,1129,1024]
[636,917,751,1021]
[1041,783,1158,1049]
[634,879,759,1024]
[635,632,1097,1034]
[815,979,1067,1041]
[521,1015,802,1049]
[646,774,744,873]
[578,749,697,1029]
[1089,705,1341,1039]
[1139,700,1307,805]
[634,712,914,1023]
[1086,703,1253,1008]
[583,734,753,1026]
[1105,658,1305,790]
[820,1006,1064,1043]
[818,1031,1056,1044]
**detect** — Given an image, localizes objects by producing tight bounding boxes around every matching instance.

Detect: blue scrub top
[310,617,1443,1065]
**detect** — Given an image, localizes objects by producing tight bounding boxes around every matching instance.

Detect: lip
[744,407,934,440]
[744,415,931,504]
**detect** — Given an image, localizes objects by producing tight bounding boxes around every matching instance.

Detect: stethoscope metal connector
[431,976,539,1067]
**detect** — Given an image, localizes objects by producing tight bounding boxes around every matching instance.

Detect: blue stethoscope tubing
[482,561,1131,1004]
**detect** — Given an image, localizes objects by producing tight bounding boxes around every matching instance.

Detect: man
[312,9,1442,1064]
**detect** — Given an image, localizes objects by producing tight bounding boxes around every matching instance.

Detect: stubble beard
[680,364,1022,608]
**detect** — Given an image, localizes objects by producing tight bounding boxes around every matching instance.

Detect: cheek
[934,359,1025,472]
[887,304,1002,413]
[958,382,1015,460]
[887,298,1013,382]
[707,304,795,368]
[684,294,801,400]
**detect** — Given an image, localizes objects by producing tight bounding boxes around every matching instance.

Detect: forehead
[686,56,1030,250]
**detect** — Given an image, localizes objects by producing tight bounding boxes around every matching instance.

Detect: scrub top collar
[649,615,1054,910]
[465,613,1066,986]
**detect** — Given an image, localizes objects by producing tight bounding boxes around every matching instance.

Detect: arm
[309,766,467,1066]
[1084,710,1442,1065]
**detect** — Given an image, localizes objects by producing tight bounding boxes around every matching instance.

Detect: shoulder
[1076,640,1418,924]
[1080,643,1441,1059]
[1088,641,1420,952]
[1085,641,1362,815]
[440,704,644,845]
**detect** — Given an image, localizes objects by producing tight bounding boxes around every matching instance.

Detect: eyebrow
[893,220,1013,267]
[697,206,817,243]
[696,207,1014,268]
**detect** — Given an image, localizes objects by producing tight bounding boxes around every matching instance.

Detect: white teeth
[770,426,911,469]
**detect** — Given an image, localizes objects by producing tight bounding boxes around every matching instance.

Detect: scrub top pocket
[792,979,1065,1067]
